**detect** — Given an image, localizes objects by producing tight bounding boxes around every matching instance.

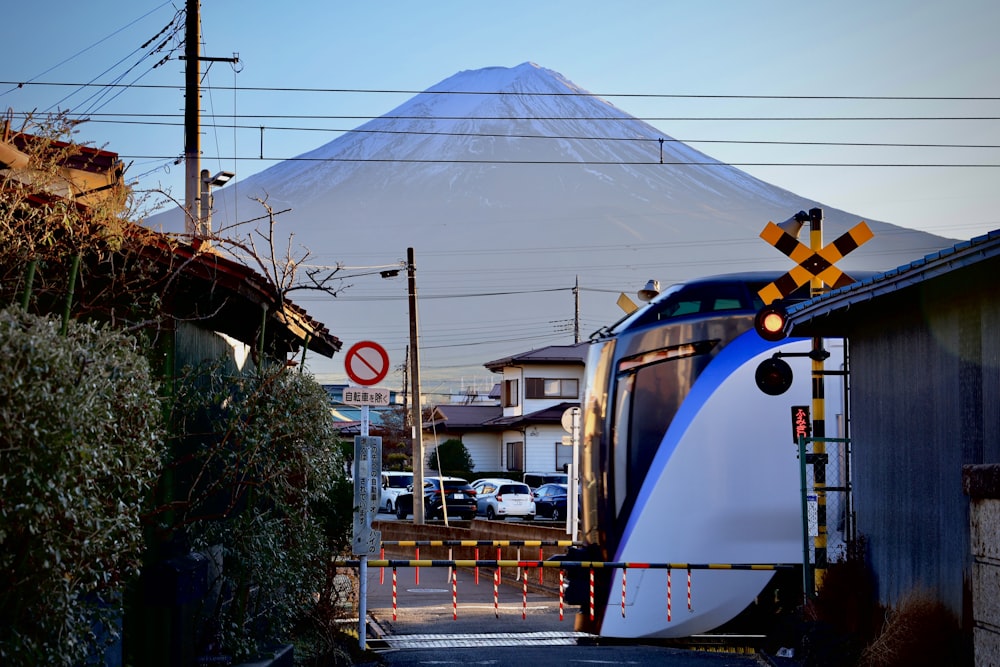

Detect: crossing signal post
[754,207,873,591]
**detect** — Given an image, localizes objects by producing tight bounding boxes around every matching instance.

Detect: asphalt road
[359,561,774,667]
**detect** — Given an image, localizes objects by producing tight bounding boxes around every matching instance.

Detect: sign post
[346,341,389,650]
[561,407,581,538]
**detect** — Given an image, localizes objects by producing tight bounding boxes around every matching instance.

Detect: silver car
[471,478,536,521]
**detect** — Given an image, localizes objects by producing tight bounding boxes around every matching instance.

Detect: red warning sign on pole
[344,340,390,386]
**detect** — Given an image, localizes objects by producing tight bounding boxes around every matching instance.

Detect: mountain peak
[428,62,583,95]
[145,64,956,386]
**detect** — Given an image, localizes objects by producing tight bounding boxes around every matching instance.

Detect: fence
[346,551,796,624]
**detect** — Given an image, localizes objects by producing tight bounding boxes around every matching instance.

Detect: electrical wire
[7,81,1000,101]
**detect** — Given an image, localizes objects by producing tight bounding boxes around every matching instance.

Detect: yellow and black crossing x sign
[758,220,874,305]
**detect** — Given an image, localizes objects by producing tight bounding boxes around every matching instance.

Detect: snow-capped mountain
[146,62,953,389]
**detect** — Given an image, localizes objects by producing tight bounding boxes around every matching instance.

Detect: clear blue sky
[3,0,998,240]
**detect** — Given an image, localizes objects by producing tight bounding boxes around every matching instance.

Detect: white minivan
[379,471,413,513]
[470,478,536,521]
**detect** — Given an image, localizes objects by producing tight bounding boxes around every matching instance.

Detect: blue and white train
[571,271,850,639]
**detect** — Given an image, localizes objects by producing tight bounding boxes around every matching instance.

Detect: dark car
[532,483,568,521]
[394,476,477,521]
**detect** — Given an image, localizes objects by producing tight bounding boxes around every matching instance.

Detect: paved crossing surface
[358,564,772,666]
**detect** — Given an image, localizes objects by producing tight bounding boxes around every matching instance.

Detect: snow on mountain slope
[145,62,955,388]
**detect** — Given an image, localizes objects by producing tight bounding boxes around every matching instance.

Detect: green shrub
[0,307,163,666]
[428,438,474,479]
[168,361,348,660]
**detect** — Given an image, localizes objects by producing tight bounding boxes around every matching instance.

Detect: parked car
[471,478,535,521]
[532,483,568,521]
[523,471,569,490]
[394,476,477,521]
[379,471,413,513]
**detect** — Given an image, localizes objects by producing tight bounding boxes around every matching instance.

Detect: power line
[21,114,1000,150]
[6,81,1000,102]
[9,108,1000,124]
[120,153,1000,168]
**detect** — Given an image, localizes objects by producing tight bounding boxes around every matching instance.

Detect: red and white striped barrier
[589,568,595,620]
[621,566,627,617]
[666,568,672,622]
[364,558,794,624]
[687,567,693,611]
[392,567,398,621]
[522,570,528,619]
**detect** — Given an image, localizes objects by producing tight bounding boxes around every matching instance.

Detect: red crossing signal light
[754,303,789,342]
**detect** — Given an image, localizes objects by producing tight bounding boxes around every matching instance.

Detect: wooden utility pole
[184,0,200,237]
[183,0,237,240]
[573,275,580,343]
[407,247,424,524]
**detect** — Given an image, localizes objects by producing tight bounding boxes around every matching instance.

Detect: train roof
[593,270,880,340]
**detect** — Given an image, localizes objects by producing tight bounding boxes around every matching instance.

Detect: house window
[555,441,573,472]
[506,441,524,472]
[525,378,579,399]
[502,379,519,407]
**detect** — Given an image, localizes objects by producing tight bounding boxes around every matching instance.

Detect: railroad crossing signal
[757,219,874,305]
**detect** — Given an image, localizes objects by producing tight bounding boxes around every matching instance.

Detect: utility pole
[573,275,580,343]
[183,0,237,241]
[183,0,200,237]
[407,248,424,524]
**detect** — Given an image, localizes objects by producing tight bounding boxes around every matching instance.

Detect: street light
[197,169,235,242]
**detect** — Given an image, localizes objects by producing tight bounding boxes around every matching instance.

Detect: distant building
[322,384,402,435]
[424,342,588,475]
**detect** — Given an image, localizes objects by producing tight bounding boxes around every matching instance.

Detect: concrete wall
[964,464,1000,666]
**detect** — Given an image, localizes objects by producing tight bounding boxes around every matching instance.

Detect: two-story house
[424,342,588,476]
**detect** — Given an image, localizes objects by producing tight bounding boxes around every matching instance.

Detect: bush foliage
[428,438,474,479]
[168,361,349,660]
[0,307,163,666]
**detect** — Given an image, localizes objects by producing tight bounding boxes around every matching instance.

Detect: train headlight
[754,303,789,342]
[755,357,793,396]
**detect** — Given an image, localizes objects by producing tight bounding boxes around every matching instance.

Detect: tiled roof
[787,229,1000,336]
[3,130,341,358]
[484,342,590,372]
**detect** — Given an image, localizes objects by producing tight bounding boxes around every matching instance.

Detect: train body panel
[601,335,820,638]
[576,272,849,639]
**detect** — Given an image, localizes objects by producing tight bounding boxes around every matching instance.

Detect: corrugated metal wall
[848,264,1000,621]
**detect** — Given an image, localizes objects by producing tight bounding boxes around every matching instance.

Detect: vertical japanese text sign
[352,435,382,555]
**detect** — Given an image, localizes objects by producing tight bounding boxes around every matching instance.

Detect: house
[784,229,1000,656]
[424,342,589,475]
[1,124,341,370]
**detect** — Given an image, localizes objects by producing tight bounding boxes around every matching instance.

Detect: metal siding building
[787,230,1000,624]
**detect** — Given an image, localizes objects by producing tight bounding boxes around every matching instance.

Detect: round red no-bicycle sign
[344,340,390,386]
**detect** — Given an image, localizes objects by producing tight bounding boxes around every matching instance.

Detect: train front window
[612,349,705,517]
[614,281,750,333]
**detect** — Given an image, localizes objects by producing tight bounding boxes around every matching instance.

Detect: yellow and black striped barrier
[345,558,798,626]
[346,559,796,570]
[380,539,579,548]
